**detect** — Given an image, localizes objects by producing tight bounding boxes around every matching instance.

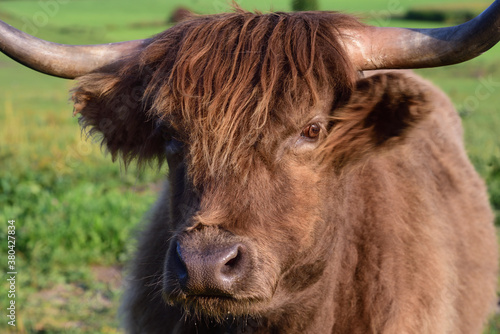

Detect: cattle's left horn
[343,0,500,70]
[0,19,151,79]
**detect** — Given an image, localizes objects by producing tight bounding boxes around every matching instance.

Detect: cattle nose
[171,240,249,296]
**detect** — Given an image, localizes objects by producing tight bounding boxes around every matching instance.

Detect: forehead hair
[136,10,361,184]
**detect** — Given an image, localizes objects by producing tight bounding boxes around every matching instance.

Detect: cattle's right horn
[343,0,500,70]
[0,19,151,79]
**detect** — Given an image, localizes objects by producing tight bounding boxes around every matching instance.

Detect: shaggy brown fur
[72,10,360,183]
[71,10,497,334]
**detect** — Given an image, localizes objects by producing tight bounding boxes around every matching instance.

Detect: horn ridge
[342,0,500,70]
[0,19,150,79]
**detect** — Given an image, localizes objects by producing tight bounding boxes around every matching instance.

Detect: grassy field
[1,0,500,332]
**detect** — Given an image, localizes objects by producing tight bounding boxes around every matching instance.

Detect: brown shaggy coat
[72,10,497,334]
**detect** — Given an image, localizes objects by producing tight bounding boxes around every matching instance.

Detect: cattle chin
[163,292,269,321]
[162,227,277,320]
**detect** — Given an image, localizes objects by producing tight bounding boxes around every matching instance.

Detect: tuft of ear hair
[72,72,167,168]
[322,72,432,167]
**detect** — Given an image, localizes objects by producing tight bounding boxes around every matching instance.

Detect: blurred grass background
[0,0,499,332]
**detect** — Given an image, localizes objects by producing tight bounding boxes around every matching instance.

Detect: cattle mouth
[163,290,270,319]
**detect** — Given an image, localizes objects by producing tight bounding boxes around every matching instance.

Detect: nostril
[220,244,246,278]
[224,249,241,268]
[173,241,187,281]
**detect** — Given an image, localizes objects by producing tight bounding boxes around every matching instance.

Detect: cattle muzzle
[164,229,255,301]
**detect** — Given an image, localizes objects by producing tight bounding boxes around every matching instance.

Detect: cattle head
[1,1,500,324]
[71,13,364,319]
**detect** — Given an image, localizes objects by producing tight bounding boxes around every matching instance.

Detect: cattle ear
[324,72,431,166]
[72,72,166,166]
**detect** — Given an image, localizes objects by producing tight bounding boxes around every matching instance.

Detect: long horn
[0,19,151,79]
[343,0,500,70]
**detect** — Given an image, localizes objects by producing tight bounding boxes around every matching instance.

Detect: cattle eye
[166,138,184,156]
[301,123,321,139]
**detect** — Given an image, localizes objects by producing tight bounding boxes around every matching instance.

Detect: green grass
[1,0,500,332]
